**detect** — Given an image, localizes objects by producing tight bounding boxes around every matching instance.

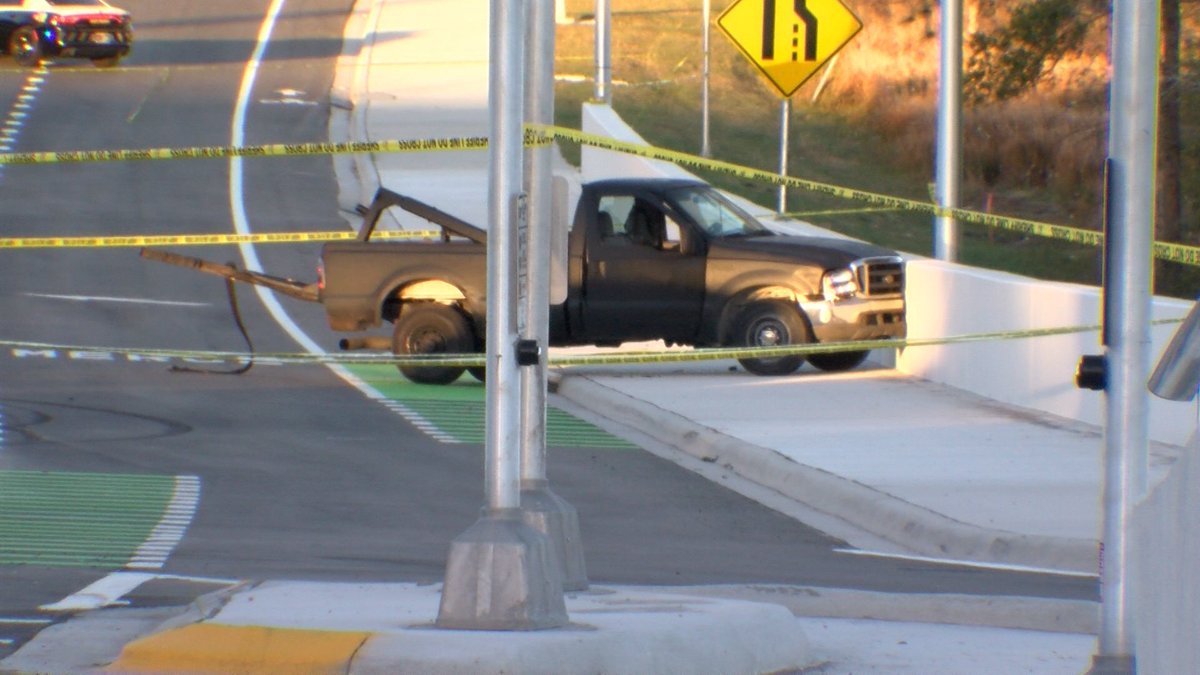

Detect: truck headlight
[822,267,859,301]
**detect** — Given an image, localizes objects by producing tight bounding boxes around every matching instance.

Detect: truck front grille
[856,257,904,297]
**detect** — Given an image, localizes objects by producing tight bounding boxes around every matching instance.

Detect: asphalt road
[0,0,1097,661]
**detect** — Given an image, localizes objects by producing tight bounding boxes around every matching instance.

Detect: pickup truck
[144,178,906,384]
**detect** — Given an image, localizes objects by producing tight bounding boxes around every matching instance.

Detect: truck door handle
[598,261,607,276]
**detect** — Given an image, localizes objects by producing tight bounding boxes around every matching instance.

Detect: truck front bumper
[802,296,906,343]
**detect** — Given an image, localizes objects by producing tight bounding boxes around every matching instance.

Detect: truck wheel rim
[14,36,34,59]
[408,329,447,353]
[752,321,786,347]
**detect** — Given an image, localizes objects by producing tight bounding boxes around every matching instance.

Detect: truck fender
[388,284,484,353]
[715,287,812,345]
[396,280,467,302]
[378,279,468,323]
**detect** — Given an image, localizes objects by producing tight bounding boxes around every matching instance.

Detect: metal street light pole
[933,0,961,261]
[594,0,612,102]
[1089,0,1158,669]
[701,0,712,157]
[521,0,588,592]
[436,0,567,630]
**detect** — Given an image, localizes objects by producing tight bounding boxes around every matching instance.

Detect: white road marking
[23,292,210,307]
[227,0,449,442]
[39,572,155,611]
[0,68,46,178]
[833,547,1098,578]
[126,475,202,570]
[0,618,51,625]
[40,571,240,612]
[230,0,324,355]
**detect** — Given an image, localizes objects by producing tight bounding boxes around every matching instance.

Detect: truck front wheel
[392,303,471,385]
[732,301,810,376]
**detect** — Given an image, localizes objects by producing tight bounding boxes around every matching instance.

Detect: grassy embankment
[552,0,1200,298]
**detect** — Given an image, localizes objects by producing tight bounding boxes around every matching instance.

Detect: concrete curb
[554,373,1099,575]
[99,583,816,675]
[658,584,1099,635]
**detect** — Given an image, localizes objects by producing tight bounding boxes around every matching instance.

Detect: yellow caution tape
[1,318,1182,369]
[783,207,903,218]
[0,125,1195,265]
[0,229,443,249]
[0,137,490,167]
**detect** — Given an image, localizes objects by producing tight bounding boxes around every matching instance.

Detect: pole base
[521,481,589,591]
[1086,654,1135,675]
[436,509,568,630]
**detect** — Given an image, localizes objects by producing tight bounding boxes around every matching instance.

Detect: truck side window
[596,195,678,252]
[597,196,635,241]
[625,199,668,249]
[596,212,616,237]
[662,217,682,251]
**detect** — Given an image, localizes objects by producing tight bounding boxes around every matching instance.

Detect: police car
[1,0,132,68]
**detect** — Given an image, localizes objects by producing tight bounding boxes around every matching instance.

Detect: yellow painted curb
[106,623,371,674]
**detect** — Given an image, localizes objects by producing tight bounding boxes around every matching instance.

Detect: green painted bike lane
[0,470,197,569]
[345,364,637,449]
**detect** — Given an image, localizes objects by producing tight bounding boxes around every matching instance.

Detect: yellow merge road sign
[717,0,863,98]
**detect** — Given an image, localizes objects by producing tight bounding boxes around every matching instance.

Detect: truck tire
[9,26,43,68]
[808,350,869,372]
[392,303,471,385]
[732,301,810,376]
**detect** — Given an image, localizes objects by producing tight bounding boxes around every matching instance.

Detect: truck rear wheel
[732,301,810,376]
[808,350,869,372]
[392,303,471,385]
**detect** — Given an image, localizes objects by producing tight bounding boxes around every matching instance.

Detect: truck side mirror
[1149,297,1200,401]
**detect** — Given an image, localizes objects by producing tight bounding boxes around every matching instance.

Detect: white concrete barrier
[1133,435,1200,674]
[579,102,1198,448]
[897,259,1195,447]
[581,103,695,183]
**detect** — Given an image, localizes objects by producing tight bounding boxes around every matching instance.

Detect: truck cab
[561,179,905,374]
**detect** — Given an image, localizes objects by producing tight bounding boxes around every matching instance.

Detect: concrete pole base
[1086,654,1135,675]
[436,509,568,630]
[521,480,589,591]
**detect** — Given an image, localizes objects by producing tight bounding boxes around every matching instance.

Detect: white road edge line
[23,292,210,307]
[125,475,202,570]
[833,547,1099,579]
[227,0,403,411]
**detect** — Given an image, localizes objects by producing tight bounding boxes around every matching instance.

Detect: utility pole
[933,0,961,261]
[436,0,567,630]
[594,0,612,102]
[1088,0,1158,670]
[521,0,588,592]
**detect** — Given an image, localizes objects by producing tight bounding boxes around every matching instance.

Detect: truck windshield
[668,186,772,239]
